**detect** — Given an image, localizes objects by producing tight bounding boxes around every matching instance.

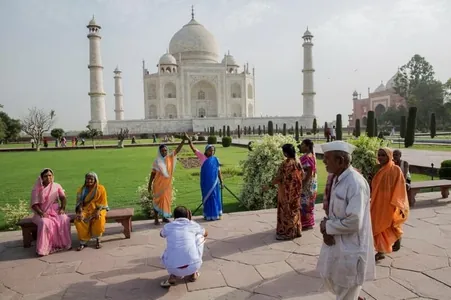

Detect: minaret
[114,66,124,120]
[302,27,315,118]
[87,16,107,132]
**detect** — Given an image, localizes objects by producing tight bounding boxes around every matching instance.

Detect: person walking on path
[317,141,375,300]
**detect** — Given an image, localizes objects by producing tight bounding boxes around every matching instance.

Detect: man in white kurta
[316,141,376,300]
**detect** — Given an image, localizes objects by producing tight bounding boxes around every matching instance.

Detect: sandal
[375,252,385,261]
[160,275,177,288]
[188,272,200,282]
[95,240,102,249]
[77,244,86,251]
[162,218,171,223]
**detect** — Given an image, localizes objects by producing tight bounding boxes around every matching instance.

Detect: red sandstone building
[348,72,407,127]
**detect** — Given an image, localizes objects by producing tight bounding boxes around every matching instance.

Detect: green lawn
[0,145,434,230]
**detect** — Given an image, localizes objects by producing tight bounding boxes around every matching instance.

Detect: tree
[395,54,435,101]
[354,119,360,137]
[282,123,287,136]
[238,125,241,138]
[312,118,317,135]
[366,111,375,137]
[80,125,103,149]
[400,116,407,138]
[263,125,266,135]
[50,128,64,147]
[430,113,436,138]
[405,107,417,148]
[335,114,343,140]
[226,125,231,137]
[116,128,129,147]
[379,105,408,126]
[374,118,378,137]
[0,118,6,141]
[324,122,328,138]
[258,125,261,135]
[21,107,55,151]
[268,121,274,136]
[0,111,21,143]
[300,126,303,137]
[223,125,226,137]
[295,121,299,142]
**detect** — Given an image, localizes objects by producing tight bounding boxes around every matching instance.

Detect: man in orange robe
[371,147,409,261]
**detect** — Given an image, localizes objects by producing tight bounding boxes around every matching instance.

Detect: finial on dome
[191,5,195,20]
[227,50,230,55]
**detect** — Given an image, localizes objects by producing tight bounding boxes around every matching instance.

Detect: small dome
[114,66,121,73]
[374,82,385,93]
[169,18,219,63]
[88,15,98,26]
[221,53,238,66]
[353,90,358,96]
[303,27,313,38]
[159,53,177,65]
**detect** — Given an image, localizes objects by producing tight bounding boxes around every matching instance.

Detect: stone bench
[16,208,134,248]
[409,180,451,207]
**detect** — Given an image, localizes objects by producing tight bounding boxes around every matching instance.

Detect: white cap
[320,141,355,154]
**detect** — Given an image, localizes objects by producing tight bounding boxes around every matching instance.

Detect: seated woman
[31,168,72,256]
[74,172,109,251]
[263,144,304,240]
[160,206,207,288]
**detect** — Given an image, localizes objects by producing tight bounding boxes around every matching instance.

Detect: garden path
[1,193,451,299]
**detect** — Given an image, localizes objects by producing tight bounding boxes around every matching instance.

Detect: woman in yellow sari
[74,172,109,251]
[148,139,185,225]
[371,148,409,261]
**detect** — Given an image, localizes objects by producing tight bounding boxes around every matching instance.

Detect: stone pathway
[234,138,450,168]
[1,192,451,299]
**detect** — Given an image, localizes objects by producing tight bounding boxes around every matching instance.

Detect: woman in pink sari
[298,139,318,230]
[31,168,72,256]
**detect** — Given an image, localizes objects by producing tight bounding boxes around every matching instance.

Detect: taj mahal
[87,10,316,135]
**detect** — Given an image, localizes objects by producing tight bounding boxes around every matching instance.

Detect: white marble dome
[169,18,219,63]
[374,82,385,93]
[221,54,238,66]
[159,52,177,65]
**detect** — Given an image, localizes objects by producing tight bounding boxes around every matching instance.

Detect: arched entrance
[247,103,254,117]
[375,104,386,118]
[165,104,177,119]
[190,80,217,117]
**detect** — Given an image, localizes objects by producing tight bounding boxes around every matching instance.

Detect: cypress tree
[223,125,226,137]
[405,107,417,148]
[258,125,261,135]
[355,119,361,137]
[374,118,378,137]
[430,113,436,138]
[252,126,255,135]
[400,116,407,139]
[226,125,231,137]
[300,126,303,137]
[283,123,287,136]
[219,129,222,137]
[312,118,317,135]
[275,124,278,133]
[237,125,241,138]
[335,114,343,140]
[324,122,328,138]
[366,111,375,137]
[295,121,300,142]
[263,125,266,134]
[268,121,274,136]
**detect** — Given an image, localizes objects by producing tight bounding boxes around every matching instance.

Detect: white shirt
[160,218,205,269]
[316,167,376,288]
[331,128,336,137]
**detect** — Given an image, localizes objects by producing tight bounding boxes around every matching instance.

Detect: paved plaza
[1,192,451,300]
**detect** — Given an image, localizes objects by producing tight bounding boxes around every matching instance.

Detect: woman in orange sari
[371,147,409,261]
[148,140,185,225]
[74,172,109,251]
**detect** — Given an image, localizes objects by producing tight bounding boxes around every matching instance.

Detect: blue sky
[1,0,450,130]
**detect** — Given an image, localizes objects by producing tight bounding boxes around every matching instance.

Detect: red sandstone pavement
[1,192,451,300]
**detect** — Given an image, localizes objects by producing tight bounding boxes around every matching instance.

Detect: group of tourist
[269,140,409,300]
[28,135,411,299]
[31,169,108,255]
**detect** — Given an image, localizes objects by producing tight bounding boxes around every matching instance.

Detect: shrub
[400,116,407,138]
[0,200,30,230]
[197,136,206,141]
[355,119,361,137]
[430,113,436,139]
[137,177,177,218]
[336,114,343,140]
[139,133,149,139]
[439,160,451,180]
[405,107,417,148]
[222,136,232,147]
[366,111,375,137]
[268,121,274,136]
[348,135,390,183]
[207,136,217,144]
[282,123,287,136]
[240,134,298,210]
